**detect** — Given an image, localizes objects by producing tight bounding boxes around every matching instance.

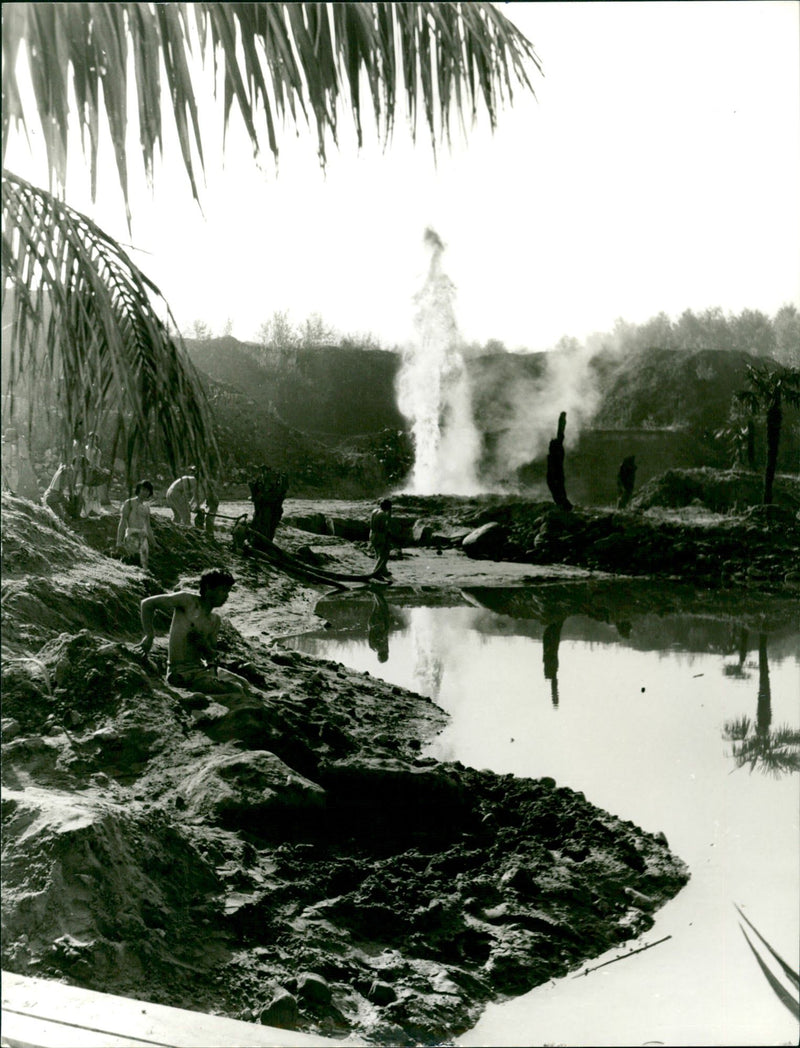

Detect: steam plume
[397,228,481,494]
[492,343,602,478]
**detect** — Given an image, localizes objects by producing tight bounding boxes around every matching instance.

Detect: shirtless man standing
[117,480,155,571]
[137,568,246,696]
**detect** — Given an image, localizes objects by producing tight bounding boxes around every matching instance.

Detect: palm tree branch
[1,171,217,487]
[4,2,542,206]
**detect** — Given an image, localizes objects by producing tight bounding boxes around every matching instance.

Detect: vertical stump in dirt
[546,410,573,511]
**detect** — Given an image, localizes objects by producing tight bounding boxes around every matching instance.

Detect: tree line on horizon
[186,302,799,367]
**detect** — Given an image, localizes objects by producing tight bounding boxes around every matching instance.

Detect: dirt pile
[413,472,800,590]
[1,493,690,1044]
[630,467,800,514]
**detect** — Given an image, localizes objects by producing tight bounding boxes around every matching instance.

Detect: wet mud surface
[4,487,792,1043]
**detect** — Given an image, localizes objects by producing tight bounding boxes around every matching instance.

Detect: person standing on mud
[117,480,156,571]
[369,498,394,579]
[166,472,199,525]
[137,568,247,697]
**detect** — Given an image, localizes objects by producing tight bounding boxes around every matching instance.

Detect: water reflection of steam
[408,607,445,701]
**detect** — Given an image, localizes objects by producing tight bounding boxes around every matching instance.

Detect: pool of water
[283,583,800,1046]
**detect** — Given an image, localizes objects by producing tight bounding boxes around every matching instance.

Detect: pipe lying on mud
[235,518,387,589]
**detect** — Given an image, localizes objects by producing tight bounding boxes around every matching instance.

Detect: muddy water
[284,590,800,1047]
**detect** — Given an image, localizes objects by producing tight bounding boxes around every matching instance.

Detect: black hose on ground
[233,518,388,588]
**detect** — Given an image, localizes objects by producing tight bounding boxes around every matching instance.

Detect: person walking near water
[137,568,247,696]
[166,473,198,525]
[369,498,393,579]
[117,480,155,571]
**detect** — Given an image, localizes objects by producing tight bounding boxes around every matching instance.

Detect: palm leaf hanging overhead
[1,171,217,487]
[3,1,540,207]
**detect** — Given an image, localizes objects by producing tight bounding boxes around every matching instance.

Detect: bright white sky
[6,1,800,350]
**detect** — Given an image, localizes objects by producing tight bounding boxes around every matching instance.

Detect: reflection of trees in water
[723,626,751,678]
[542,620,563,708]
[723,633,800,776]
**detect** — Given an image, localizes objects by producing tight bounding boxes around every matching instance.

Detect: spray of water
[396,228,482,494]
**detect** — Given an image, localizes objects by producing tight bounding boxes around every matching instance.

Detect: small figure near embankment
[116,480,156,570]
[248,465,289,545]
[42,460,76,519]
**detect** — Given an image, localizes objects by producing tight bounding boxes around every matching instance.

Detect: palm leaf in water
[736,905,800,1019]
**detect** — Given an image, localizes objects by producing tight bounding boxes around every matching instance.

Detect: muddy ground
[2,479,797,1044]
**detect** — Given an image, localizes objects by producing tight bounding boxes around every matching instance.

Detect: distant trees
[735,364,800,504]
[729,309,776,358]
[563,304,798,361]
[187,319,213,341]
[773,305,800,366]
[256,311,300,355]
[255,310,385,359]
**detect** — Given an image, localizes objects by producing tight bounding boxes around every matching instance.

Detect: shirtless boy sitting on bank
[137,568,246,696]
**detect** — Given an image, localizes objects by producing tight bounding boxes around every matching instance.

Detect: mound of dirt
[1,493,691,1044]
[630,467,800,514]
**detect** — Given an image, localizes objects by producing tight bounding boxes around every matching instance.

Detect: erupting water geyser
[397,228,482,494]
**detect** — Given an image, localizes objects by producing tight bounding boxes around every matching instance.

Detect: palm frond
[737,363,800,409]
[736,905,800,992]
[736,908,800,1020]
[2,2,542,208]
[724,720,800,777]
[1,171,217,489]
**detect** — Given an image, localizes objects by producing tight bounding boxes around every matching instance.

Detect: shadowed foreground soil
[0,490,722,1044]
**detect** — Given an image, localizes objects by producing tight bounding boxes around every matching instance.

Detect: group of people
[33,441,398,700]
[135,496,398,701]
[116,472,219,571]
